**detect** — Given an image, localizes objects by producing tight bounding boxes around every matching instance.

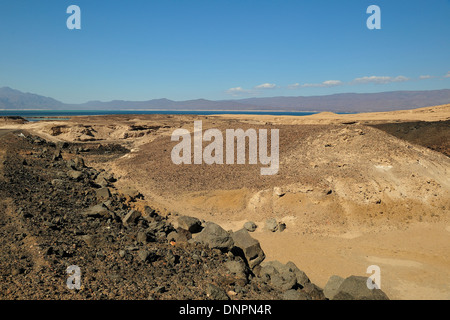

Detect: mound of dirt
[0,130,336,300]
[111,120,449,236]
[1,105,449,299]
[0,116,28,124]
[371,120,450,157]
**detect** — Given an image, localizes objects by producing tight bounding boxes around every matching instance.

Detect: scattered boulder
[167,228,192,243]
[324,275,345,300]
[231,229,265,269]
[147,220,172,239]
[265,218,278,232]
[177,215,202,233]
[121,187,142,202]
[166,250,179,266]
[67,157,86,171]
[96,187,111,201]
[80,234,104,247]
[67,170,83,181]
[257,260,314,295]
[153,286,166,294]
[137,230,155,244]
[243,221,257,232]
[94,171,115,187]
[56,141,69,150]
[122,210,141,226]
[285,261,310,288]
[302,282,326,300]
[206,283,230,300]
[176,227,192,241]
[265,218,286,232]
[137,250,157,263]
[224,260,247,278]
[282,289,311,300]
[192,222,234,252]
[144,206,157,218]
[52,150,62,161]
[138,250,150,262]
[11,267,25,276]
[332,276,389,300]
[273,187,285,197]
[224,260,249,285]
[82,204,112,219]
[259,261,297,291]
[51,179,64,189]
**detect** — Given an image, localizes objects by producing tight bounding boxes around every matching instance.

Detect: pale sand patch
[392,280,450,300]
[337,231,363,239]
[246,223,450,300]
[366,256,423,268]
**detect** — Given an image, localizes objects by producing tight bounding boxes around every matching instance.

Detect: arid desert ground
[1,104,449,300]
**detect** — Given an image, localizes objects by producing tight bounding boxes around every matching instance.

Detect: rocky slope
[0,130,387,300]
[0,130,389,300]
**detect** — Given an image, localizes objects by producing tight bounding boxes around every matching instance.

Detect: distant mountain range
[1,86,449,112]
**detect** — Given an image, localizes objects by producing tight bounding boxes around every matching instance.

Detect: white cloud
[287,83,300,89]
[254,83,277,89]
[393,76,410,82]
[353,76,388,84]
[228,73,423,95]
[226,83,278,96]
[301,80,343,88]
[352,75,410,84]
[322,80,343,87]
[225,87,253,96]
[445,71,450,78]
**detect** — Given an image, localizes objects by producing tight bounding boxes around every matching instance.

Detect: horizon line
[1,86,450,105]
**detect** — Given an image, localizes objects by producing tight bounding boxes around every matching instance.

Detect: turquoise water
[0,110,323,121]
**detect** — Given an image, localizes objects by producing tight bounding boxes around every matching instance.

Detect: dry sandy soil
[1,104,449,300]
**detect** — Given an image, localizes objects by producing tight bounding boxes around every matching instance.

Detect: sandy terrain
[1,104,449,300]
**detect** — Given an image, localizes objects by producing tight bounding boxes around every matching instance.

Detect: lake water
[0,110,324,122]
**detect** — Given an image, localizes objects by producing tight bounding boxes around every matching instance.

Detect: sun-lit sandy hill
[110,120,449,235]
[1,103,449,299]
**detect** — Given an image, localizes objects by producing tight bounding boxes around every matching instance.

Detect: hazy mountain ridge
[233,90,450,112]
[0,87,64,110]
[1,86,449,112]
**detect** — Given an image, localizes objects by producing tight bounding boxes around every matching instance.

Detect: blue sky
[0,0,449,103]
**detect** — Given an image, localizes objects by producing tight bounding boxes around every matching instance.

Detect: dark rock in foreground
[177,215,203,233]
[231,229,265,269]
[191,222,234,252]
[0,131,391,300]
[324,275,345,300]
[206,283,230,300]
[332,276,389,300]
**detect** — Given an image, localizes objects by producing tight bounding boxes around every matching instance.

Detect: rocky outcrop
[191,222,234,252]
[0,131,390,300]
[331,276,389,300]
[231,229,265,269]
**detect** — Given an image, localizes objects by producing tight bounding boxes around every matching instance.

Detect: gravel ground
[0,130,323,300]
